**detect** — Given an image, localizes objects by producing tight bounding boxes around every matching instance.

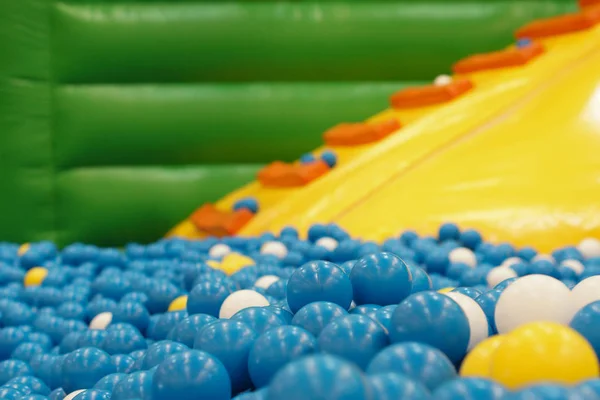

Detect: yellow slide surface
[235,25,600,252]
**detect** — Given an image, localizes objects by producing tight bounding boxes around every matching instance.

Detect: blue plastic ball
[112,301,150,334]
[460,230,482,250]
[111,354,135,373]
[2,302,35,327]
[350,252,412,306]
[76,330,107,349]
[408,264,432,294]
[56,302,86,321]
[11,342,47,362]
[505,384,582,400]
[233,198,259,214]
[103,323,147,355]
[366,372,431,400]
[0,327,31,359]
[367,342,457,391]
[194,320,258,393]
[148,311,188,341]
[320,151,337,168]
[425,249,450,275]
[350,304,381,318]
[61,347,115,393]
[439,223,460,242]
[576,379,600,399]
[93,372,126,392]
[0,359,33,385]
[152,350,231,400]
[451,287,482,300]
[142,341,188,370]
[48,388,66,400]
[0,387,26,400]
[570,300,600,358]
[291,301,348,337]
[231,307,285,335]
[167,313,216,348]
[318,314,388,369]
[432,377,507,400]
[248,326,317,388]
[516,38,532,48]
[266,354,370,400]
[73,389,112,400]
[529,260,560,279]
[7,376,50,395]
[287,261,352,313]
[390,292,469,364]
[187,277,236,317]
[475,289,502,334]
[111,369,155,400]
[299,153,316,164]
[264,305,293,325]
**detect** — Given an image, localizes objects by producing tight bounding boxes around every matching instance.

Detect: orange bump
[579,0,600,9]
[515,8,600,39]
[258,160,330,187]
[190,204,254,237]
[390,79,473,109]
[452,43,545,74]
[323,119,401,146]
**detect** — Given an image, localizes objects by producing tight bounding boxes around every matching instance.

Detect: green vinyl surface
[0,0,578,246]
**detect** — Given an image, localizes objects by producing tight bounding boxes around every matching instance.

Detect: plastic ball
[194,320,258,393]
[2,302,35,327]
[61,347,115,393]
[233,197,259,214]
[167,295,187,312]
[315,237,339,251]
[432,377,507,400]
[254,275,280,289]
[443,292,488,350]
[0,359,33,385]
[260,241,288,259]
[350,252,413,306]
[112,301,150,333]
[103,323,147,355]
[366,372,431,400]
[291,301,348,337]
[299,153,316,164]
[434,74,453,86]
[86,298,117,321]
[89,312,112,330]
[390,292,470,364]
[318,314,388,369]
[570,300,600,358]
[451,287,482,300]
[167,313,216,348]
[571,276,600,316]
[491,322,599,389]
[93,372,126,392]
[320,150,337,168]
[350,304,381,318]
[152,350,231,400]
[111,354,135,373]
[220,290,270,319]
[73,389,111,400]
[562,259,585,276]
[408,264,432,293]
[248,326,317,388]
[209,244,232,259]
[267,354,369,400]
[187,277,236,317]
[474,289,502,334]
[221,253,256,276]
[6,376,50,396]
[11,342,47,362]
[576,379,600,399]
[460,335,505,378]
[142,341,188,370]
[367,342,457,391]
[287,261,353,313]
[439,223,460,241]
[579,238,600,259]
[449,247,477,268]
[505,384,585,400]
[24,267,48,287]
[486,267,517,288]
[231,307,285,335]
[111,369,155,400]
[494,275,572,334]
[56,302,86,321]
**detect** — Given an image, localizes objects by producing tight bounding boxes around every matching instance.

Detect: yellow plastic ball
[438,287,455,294]
[491,322,600,389]
[18,243,30,256]
[220,253,255,276]
[206,260,221,269]
[460,335,505,378]
[24,267,48,287]
[168,295,188,312]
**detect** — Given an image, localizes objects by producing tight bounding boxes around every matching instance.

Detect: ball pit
[1,224,600,399]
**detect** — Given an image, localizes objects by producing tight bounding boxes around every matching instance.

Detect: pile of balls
[1,222,600,400]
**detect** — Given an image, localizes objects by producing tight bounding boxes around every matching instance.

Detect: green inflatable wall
[0,0,577,246]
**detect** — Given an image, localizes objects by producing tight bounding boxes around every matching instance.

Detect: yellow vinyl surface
[234,25,600,251]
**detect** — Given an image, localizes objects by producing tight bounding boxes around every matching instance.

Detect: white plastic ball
[434,74,452,86]
[578,238,600,259]
[561,259,584,276]
[219,290,270,319]
[209,243,232,259]
[449,247,477,268]
[64,390,86,400]
[570,276,600,317]
[260,241,288,259]
[89,312,113,330]
[486,267,517,288]
[532,253,555,263]
[494,275,572,334]
[501,257,523,268]
[254,275,280,290]
[315,237,339,251]
[444,292,488,350]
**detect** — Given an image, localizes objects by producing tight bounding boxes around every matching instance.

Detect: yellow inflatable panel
[235,25,600,251]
